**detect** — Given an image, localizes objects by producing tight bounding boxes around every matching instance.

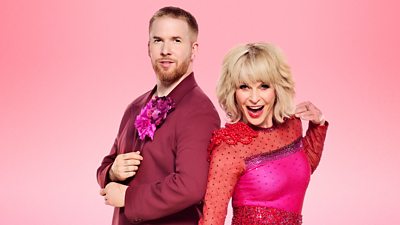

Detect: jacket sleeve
[199,142,244,225]
[123,105,220,223]
[96,106,133,188]
[96,139,117,188]
[302,121,329,173]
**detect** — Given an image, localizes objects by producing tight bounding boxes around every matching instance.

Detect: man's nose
[161,43,171,56]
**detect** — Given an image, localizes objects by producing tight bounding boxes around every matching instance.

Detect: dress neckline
[247,122,277,132]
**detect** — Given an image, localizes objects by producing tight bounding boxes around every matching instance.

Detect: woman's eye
[261,84,270,89]
[239,84,249,89]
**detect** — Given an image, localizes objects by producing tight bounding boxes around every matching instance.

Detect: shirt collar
[146,72,197,106]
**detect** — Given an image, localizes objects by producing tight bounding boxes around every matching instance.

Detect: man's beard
[153,57,191,85]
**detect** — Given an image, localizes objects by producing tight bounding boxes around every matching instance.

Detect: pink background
[1,0,399,224]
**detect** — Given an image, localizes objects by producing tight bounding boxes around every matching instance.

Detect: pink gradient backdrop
[1,0,399,224]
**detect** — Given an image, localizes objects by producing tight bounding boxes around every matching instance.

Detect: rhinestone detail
[232,205,302,225]
[245,137,302,171]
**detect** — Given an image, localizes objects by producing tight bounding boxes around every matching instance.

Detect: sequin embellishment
[232,206,302,225]
[245,137,303,171]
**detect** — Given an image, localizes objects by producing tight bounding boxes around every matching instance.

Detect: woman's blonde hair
[217,42,295,124]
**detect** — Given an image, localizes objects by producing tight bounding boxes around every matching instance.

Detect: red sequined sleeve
[302,121,329,173]
[200,142,244,225]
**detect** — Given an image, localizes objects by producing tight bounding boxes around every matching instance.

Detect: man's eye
[239,84,249,89]
[154,39,161,43]
[174,39,182,43]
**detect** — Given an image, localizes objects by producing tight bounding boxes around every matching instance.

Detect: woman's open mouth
[246,106,264,118]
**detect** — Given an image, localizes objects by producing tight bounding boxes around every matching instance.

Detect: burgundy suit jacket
[97,74,221,225]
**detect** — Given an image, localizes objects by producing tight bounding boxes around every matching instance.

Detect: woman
[199,43,328,225]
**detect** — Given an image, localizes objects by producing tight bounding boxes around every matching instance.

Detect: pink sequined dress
[199,117,328,225]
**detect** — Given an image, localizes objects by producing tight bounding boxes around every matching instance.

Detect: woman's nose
[249,90,260,103]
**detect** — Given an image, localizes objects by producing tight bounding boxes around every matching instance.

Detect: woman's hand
[295,101,325,125]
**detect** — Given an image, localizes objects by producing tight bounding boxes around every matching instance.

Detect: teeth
[248,106,262,109]
[247,106,264,112]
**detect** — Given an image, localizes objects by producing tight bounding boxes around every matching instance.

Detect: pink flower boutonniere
[134,96,175,140]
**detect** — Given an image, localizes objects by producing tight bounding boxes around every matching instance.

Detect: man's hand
[110,151,143,182]
[100,182,128,207]
[295,101,325,125]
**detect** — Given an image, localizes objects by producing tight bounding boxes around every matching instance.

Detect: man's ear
[191,42,199,61]
[147,41,150,57]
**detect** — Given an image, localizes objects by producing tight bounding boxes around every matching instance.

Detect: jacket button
[133,218,143,223]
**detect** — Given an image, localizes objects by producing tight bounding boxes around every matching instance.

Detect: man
[97,6,220,225]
